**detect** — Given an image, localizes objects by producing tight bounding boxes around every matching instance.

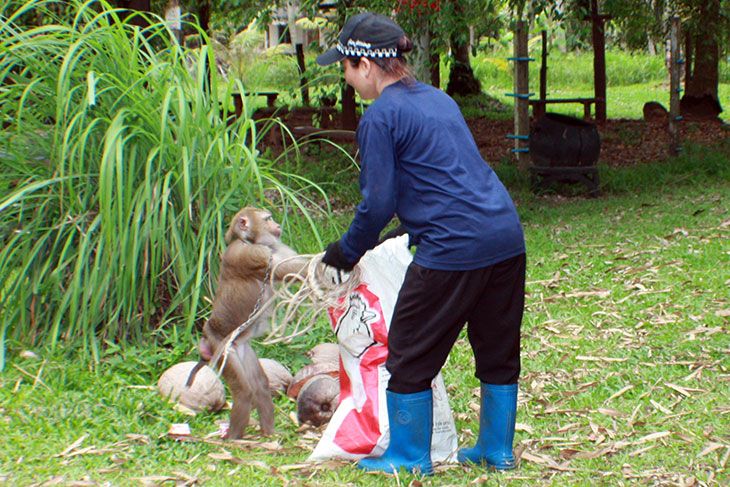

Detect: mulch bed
[260,107,729,168]
[466,117,729,168]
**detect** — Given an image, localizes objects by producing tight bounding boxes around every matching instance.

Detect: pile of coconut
[158,342,340,428]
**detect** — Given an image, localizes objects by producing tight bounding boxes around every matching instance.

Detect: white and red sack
[309,235,457,464]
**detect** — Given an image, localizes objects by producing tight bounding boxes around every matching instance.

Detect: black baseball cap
[316,12,406,66]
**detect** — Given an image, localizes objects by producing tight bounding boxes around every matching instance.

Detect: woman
[318,12,526,476]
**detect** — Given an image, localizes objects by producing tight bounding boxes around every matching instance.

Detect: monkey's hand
[322,240,356,272]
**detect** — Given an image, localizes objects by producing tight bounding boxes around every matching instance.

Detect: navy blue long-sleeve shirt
[339,80,525,271]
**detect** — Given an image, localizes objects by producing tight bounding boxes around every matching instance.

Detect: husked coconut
[306,343,340,366]
[286,361,339,399]
[296,374,340,427]
[259,358,293,396]
[158,361,226,413]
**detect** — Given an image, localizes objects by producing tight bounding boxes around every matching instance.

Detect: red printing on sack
[328,285,390,455]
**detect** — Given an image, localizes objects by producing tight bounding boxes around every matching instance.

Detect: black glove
[377,225,407,245]
[322,240,356,271]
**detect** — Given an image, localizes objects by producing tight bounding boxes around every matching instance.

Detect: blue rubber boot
[357,389,433,475]
[457,382,517,470]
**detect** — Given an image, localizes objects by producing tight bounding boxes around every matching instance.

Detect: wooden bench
[530,97,600,120]
[231,91,280,119]
[291,126,356,143]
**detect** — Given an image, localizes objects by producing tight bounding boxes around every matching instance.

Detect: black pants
[386,253,526,394]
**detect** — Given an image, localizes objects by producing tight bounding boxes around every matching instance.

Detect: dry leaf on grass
[576,356,629,363]
[54,435,89,458]
[664,382,692,397]
[721,447,730,467]
[629,444,659,457]
[606,384,634,402]
[39,477,66,486]
[635,431,672,443]
[697,442,725,457]
[134,474,196,487]
[597,407,627,418]
[208,451,270,470]
[125,434,151,444]
[519,450,576,471]
[11,361,51,391]
[650,399,673,415]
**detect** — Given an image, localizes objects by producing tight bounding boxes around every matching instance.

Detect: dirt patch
[261,107,729,167]
[468,117,729,168]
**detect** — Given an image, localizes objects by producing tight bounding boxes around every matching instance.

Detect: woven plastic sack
[309,235,457,464]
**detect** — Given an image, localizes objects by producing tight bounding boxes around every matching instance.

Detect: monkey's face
[226,207,284,246]
[260,212,282,239]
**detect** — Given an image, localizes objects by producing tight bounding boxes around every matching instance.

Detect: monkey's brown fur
[199,207,307,439]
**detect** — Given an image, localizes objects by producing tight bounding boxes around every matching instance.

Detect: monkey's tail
[185,359,207,388]
[264,253,361,344]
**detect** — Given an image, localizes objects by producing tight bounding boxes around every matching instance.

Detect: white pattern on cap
[336,40,399,58]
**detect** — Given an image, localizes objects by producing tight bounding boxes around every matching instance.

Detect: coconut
[306,343,340,366]
[286,361,339,399]
[259,358,293,396]
[296,374,340,427]
[157,361,226,413]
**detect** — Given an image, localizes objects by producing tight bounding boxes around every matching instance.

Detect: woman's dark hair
[347,36,414,80]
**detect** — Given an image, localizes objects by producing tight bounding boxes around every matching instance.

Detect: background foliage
[0,0,327,369]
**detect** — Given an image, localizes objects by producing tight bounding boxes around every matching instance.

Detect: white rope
[262,252,361,345]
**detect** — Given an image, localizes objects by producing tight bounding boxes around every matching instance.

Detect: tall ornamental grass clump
[0,0,323,368]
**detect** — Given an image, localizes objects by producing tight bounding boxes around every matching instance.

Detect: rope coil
[262,253,361,344]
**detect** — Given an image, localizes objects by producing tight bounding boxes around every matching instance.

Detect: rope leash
[189,253,359,387]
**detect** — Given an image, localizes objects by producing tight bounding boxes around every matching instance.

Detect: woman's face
[342,58,379,100]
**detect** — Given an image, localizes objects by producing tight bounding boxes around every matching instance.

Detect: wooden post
[295,43,309,105]
[341,85,357,131]
[513,20,530,171]
[669,16,682,155]
[590,0,607,123]
[539,30,547,103]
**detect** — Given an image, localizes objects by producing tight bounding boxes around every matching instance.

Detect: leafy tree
[208,1,506,97]
[515,0,728,118]
[602,0,728,117]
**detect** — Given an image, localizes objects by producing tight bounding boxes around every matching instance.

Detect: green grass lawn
[473,47,730,122]
[2,149,728,486]
[484,82,730,123]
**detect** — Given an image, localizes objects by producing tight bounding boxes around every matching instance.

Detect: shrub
[0,0,324,367]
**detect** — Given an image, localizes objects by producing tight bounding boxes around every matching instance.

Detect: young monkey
[195,207,307,439]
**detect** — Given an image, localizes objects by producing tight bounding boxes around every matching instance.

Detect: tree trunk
[197,0,210,35]
[446,36,481,97]
[681,0,722,120]
[445,0,480,97]
[411,29,432,84]
[590,0,607,123]
[430,50,440,88]
[295,43,309,105]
